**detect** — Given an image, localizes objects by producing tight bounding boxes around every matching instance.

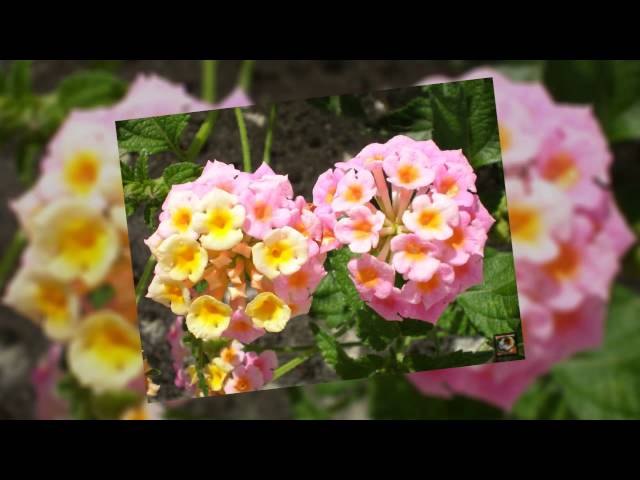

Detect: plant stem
[185,61,219,162]
[262,104,277,165]
[0,230,27,293]
[201,60,217,103]
[235,108,252,172]
[186,111,219,162]
[135,256,157,305]
[272,349,316,382]
[238,60,255,92]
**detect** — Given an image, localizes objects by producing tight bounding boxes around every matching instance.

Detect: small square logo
[494,333,518,357]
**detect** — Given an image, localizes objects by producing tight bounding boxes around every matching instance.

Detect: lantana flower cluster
[410,69,636,410]
[2,74,249,418]
[313,135,494,323]
[146,160,328,394]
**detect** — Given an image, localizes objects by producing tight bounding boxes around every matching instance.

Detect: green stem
[238,60,255,92]
[272,349,316,382]
[186,111,219,162]
[135,256,157,305]
[185,61,219,162]
[262,104,276,165]
[201,60,217,103]
[235,108,252,172]
[0,230,27,293]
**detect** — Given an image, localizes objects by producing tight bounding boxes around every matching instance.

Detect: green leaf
[399,318,436,337]
[548,285,640,419]
[162,161,203,187]
[120,160,134,184]
[56,71,127,110]
[405,350,493,372]
[88,284,115,309]
[355,306,400,351]
[117,114,190,156]
[193,279,209,294]
[376,96,433,134]
[91,390,141,420]
[369,374,503,420]
[436,303,478,337]
[326,247,361,309]
[143,203,159,230]
[456,249,522,340]
[7,60,32,101]
[427,78,501,168]
[135,151,149,182]
[511,375,576,420]
[543,60,640,142]
[311,324,381,380]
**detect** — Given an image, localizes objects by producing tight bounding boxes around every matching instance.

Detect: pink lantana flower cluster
[410,69,636,410]
[313,135,494,322]
[147,161,328,394]
[2,74,250,418]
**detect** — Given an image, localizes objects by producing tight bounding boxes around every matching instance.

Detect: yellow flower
[186,295,232,340]
[251,226,308,280]
[67,310,142,392]
[245,292,291,333]
[156,234,208,283]
[2,266,80,341]
[147,274,191,315]
[206,362,228,391]
[193,188,246,251]
[31,199,119,287]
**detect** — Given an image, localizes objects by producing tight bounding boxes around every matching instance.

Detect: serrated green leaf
[117,114,190,156]
[120,160,134,184]
[56,71,127,110]
[356,306,400,351]
[427,78,501,168]
[311,324,380,380]
[456,250,521,339]
[135,151,149,182]
[162,161,203,187]
[376,96,433,134]
[435,303,478,337]
[399,318,436,337]
[143,203,159,230]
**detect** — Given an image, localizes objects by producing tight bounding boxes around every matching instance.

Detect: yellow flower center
[439,175,459,197]
[541,151,580,189]
[58,217,107,267]
[499,125,512,152]
[64,150,100,195]
[344,184,364,203]
[36,280,68,320]
[234,376,251,392]
[355,266,379,288]
[418,209,441,230]
[542,243,580,280]
[164,283,184,304]
[84,321,140,371]
[172,207,192,232]
[325,186,336,204]
[207,208,234,236]
[352,218,374,240]
[397,163,419,185]
[174,244,202,272]
[254,201,272,221]
[264,240,294,267]
[509,205,541,243]
[417,275,440,293]
[446,225,465,250]
[198,301,231,329]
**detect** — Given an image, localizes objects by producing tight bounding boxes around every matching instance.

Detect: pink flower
[432,162,476,208]
[313,168,344,212]
[403,193,459,241]
[331,168,377,213]
[222,309,265,344]
[224,365,264,394]
[383,146,435,190]
[368,287,405,321]
[274,258,327,303]
[348,254,395,300]
[437,211,487,266]
[390,234,441,282]
[335,205,385,253]
[245,351,278,383]
[401,263,454,309]
[240,187,292,239]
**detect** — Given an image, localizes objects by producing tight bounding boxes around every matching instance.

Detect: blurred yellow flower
[67,310,142,392]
